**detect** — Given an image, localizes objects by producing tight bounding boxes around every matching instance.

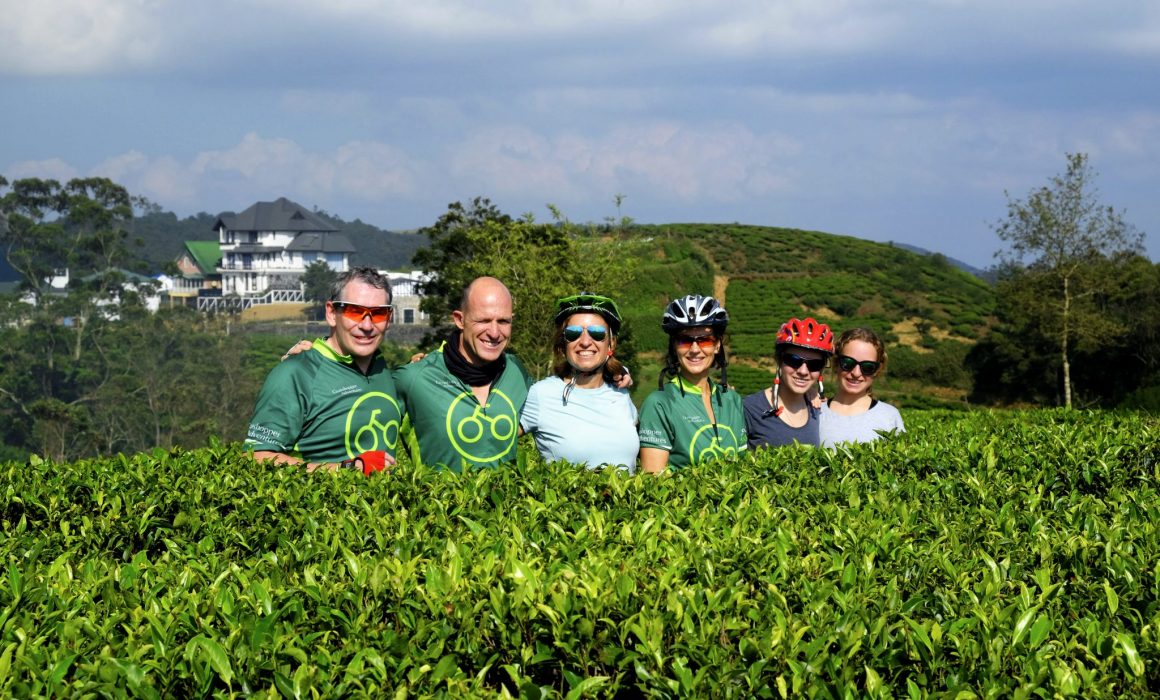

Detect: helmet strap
[566,356,610,399]
[771,376,783,416]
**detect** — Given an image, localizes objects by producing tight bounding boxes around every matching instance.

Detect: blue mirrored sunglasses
[563,324,608,342]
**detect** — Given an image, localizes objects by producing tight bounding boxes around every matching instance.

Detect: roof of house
[81,268,158,284]
[286,232,356,253]
[213,197,339,234]
[184,241,222,275]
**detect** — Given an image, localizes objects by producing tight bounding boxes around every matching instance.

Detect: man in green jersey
[394,276,532,472]
[246,267,402,473]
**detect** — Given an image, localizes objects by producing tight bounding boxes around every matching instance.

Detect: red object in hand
[357,451,389,475]
[341,451,391,475]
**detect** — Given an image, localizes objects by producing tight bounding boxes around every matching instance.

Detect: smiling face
[563,312,613,374]
[325,279,391,368]
[836,338,880,399]
[673,325,720,381]
[453,277,513,366]
[777,346,826,396]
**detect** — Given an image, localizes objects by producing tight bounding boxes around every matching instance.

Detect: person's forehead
[466,294,512,318]
[788,347,824,359]
[840,339,878,359]
[341,280,389,304]
[566,312,605,326]
[677,326,714,337]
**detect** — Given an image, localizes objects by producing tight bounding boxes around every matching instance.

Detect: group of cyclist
[523,290,905,473]
[248,267,903,475]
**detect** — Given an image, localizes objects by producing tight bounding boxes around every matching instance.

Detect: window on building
[404,308,415,324]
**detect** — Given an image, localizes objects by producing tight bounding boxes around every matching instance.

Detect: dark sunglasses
[332,301,393,324]
[781,353,826,373]
[674,334,718,352]
[564,324,608,342]
[837,355,880,376]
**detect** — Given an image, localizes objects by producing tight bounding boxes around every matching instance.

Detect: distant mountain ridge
[891,242,990,279]
[0,209,987,291]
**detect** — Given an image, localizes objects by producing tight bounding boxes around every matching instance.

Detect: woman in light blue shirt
[819,327,905,446]
[520,292,639,472]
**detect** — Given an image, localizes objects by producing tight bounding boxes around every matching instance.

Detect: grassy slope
[622,224,995,407]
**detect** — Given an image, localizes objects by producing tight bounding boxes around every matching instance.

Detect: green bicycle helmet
[554,292,622,335]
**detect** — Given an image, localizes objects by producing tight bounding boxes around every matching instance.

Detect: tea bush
[1,409,1157,697]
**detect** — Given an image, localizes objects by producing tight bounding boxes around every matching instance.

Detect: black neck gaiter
[443,330,506,386]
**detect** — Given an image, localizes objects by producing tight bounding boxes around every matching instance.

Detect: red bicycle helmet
[775,317,834,354]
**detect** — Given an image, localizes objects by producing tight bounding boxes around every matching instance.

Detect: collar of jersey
[312,338,354,365]
[670,374,715,395]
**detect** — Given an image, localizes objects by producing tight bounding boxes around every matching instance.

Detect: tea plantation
[1,409,1157,698]
[617,224,994,406]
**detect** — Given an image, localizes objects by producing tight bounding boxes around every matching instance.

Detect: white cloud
[331,142,419,199]
[94,151,198,205]
[5,158,79,181]
[449,121,800,204]
[1102,26,1160,55]
[262,0,701,36]
[0,0,164,74]
[65,133,415,209]
[4,0,1158,78]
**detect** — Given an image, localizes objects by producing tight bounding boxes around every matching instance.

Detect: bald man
[393,276,533,472]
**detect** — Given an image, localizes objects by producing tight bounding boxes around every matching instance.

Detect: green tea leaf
[1103,581,1119,615]
[1116,633,1144,677]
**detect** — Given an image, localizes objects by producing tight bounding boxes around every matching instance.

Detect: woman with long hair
[638,294,746,472]
[744,317,833,448]
[519,292,639,471]
[819,327,905,446]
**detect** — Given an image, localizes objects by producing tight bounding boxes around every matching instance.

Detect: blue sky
[2,0,1157,269]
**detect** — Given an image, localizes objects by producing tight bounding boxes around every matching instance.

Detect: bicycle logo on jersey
[688,424,741,465]
[445,389,518,464]
[345,392,402,459]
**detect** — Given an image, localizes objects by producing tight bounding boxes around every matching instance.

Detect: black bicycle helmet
[554,292,622,335]
[661,294,728,334]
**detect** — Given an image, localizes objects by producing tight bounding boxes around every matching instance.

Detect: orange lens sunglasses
[332,301,393,324]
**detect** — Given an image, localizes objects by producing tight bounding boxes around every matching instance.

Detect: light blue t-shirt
[520,376,639,472]
[819,399,905,447]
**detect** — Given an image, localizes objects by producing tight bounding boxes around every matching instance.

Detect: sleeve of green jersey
[637,390,674,452]
[245,360,309,454]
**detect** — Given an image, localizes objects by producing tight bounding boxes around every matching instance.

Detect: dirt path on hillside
[714,275,728,304]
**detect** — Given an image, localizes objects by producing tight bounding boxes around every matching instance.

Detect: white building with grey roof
[215,197,355,299]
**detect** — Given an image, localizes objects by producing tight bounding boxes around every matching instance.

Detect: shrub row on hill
[1,410,1157,697]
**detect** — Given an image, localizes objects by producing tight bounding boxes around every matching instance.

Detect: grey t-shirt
[819,400,905,447]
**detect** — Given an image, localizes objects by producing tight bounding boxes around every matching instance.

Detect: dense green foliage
[989,153,1146,408]
[966,254,1160,408]
[1,410,1157,697]
[413,199,641,377]
[0,177,147,296]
